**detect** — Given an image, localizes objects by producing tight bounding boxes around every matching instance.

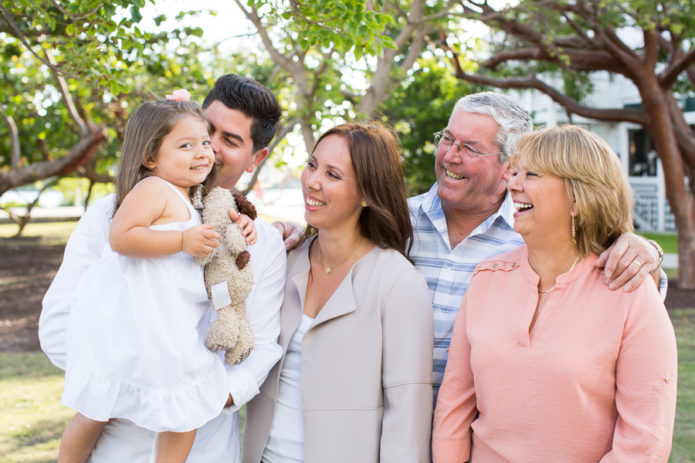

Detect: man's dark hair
[203,74,281,152]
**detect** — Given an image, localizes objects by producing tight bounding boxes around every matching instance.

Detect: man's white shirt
[40,193,286,462]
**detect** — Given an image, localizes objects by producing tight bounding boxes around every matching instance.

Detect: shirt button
[664,376,672,384]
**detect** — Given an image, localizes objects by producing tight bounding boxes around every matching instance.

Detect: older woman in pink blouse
[432,125,677,462]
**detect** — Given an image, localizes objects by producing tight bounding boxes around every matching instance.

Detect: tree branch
[442,37,647,125]
[660,47,695,89]
[241,117,300,195]
[422,0,459,22]
[1,112,20,169]
[401,24,432,73]
[37,138,50,161]
[357,0,451,115]
[665,91,695,169]
[571,1,640,68]
[0,127,106,196]
[476,8,551,54]
[82,158,114,184]
[3,178,59,237]
[482,47,626,75]
[45,48,89,137]
[463,71,646,124]
[556,9,593,47]
[0,3,59,72]
[309,48,335,96]
[48,0,100,21]
[232,0,298,75]
[642,28,660,70]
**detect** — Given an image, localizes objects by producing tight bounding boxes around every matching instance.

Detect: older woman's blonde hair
[510,125,634,256]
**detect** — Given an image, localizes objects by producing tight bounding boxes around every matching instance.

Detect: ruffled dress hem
[61,361,229,433]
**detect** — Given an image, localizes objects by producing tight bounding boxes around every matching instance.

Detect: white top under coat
[262,313,314,463]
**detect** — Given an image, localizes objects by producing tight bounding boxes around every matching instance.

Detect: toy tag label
[211,281,231,311]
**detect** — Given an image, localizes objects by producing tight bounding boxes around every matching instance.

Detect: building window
[628,128,657,177]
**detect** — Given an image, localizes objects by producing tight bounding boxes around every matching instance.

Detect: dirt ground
[1,240,694,352]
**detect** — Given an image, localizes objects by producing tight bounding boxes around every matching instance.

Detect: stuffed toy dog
[194,187,256,365]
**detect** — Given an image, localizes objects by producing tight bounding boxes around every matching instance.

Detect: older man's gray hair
[451,92,533,162]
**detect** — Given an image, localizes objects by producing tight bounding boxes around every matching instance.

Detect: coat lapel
[279,245,311,350]
[312,273,357,327]
[284,241,379,334]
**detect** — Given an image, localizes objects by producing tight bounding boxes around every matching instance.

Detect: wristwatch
[646,239,664,267]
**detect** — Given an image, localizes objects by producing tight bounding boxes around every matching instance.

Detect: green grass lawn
[0,221,77,246]
[0,353,73,463]
[1,309,694,462]
[671,308,695,463]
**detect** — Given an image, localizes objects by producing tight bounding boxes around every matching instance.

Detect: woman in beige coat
[243,122,433,463]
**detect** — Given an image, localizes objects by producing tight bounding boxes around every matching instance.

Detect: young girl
[57,93,250,463]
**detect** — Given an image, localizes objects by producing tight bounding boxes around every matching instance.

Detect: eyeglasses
[433,131,501,158]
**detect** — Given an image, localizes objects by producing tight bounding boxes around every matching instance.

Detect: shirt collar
[419,183,516,236]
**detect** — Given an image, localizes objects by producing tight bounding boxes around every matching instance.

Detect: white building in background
[513,72,693,232]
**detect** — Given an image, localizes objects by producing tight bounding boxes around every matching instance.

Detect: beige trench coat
[243,240,433,463]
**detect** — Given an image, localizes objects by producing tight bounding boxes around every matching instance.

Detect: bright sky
[139,0,256,53]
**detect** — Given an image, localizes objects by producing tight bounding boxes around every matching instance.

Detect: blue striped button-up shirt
[408,184,523,400]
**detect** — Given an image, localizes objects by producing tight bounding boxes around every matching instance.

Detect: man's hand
[271,221,303,251]
[230,210,258,245]
[182,224,220,257]
[595,232,661,291]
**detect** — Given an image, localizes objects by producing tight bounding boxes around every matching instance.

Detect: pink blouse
[432,246,677,462]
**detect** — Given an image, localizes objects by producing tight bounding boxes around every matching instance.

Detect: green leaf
[130,6,143,23]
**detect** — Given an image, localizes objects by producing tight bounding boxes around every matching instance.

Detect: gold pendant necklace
[538,254,581,294]
[322,249,356,274]
[316,238,362,274]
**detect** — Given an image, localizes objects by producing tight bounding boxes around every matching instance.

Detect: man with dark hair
[203,74,281,190]
[203,74,281,151]
[40,74,286,462]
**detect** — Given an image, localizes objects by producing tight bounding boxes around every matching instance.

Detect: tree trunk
[677,166,695,288]
[638,79,695,288]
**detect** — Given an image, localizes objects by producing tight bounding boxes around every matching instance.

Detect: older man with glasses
[409,91,665,401]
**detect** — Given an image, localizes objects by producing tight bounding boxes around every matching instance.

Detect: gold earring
[571,214,576,245]
[361,201,367,207]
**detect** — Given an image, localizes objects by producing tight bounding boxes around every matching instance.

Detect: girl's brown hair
[303,122,413,257]
[114,99,214,214]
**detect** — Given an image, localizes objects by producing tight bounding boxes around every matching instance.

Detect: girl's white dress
[61,181,229,432]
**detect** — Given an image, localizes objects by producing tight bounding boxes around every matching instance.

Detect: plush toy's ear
[232,191,257,220]
[236,250,251,269]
